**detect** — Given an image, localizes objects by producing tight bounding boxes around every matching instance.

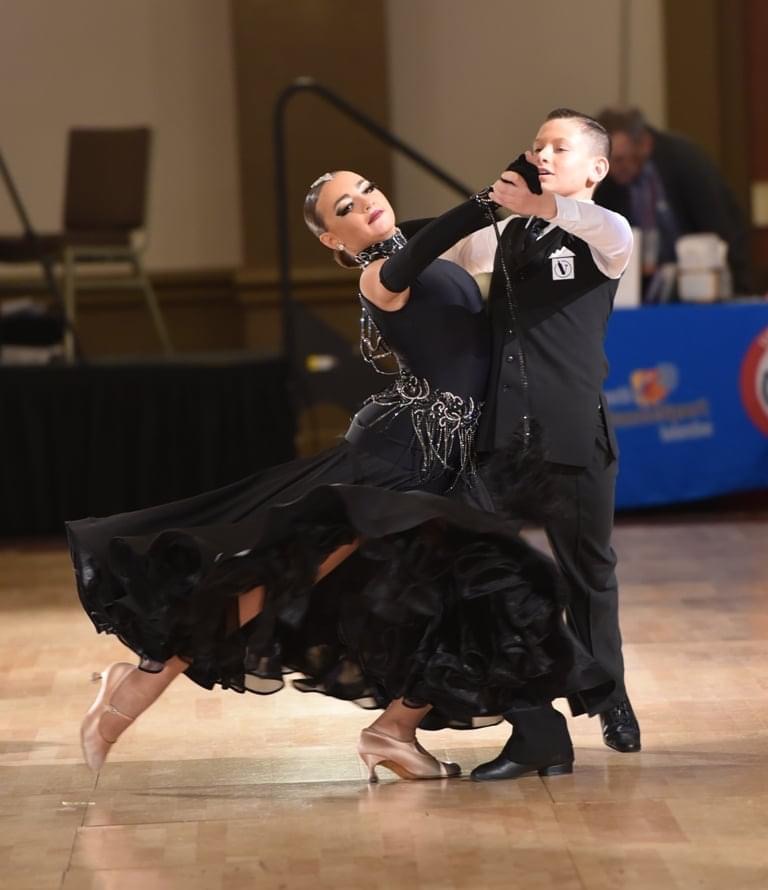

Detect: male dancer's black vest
[478,216,620,467]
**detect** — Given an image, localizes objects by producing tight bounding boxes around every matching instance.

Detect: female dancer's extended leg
[81,541,359,770]
[81,539,459,781]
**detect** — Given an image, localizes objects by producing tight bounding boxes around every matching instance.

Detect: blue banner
[604,301,768,508]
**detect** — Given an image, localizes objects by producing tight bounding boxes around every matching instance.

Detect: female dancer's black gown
[67,198,614,728]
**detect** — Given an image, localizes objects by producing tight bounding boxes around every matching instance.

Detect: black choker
[355,229,407,267]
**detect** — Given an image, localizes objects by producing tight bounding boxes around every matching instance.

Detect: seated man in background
[594,107,752,299]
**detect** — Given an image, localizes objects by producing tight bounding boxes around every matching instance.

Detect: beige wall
[0,0,241,271]
[230,0,391,272]
[386,0,666,217]
[0,0,666,271]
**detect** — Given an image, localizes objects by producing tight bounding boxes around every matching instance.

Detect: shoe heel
[359,752,383,783]
[80,663,135,771]
[538,762,573,777]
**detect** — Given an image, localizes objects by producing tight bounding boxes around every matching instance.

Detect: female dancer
[69,169,612,781]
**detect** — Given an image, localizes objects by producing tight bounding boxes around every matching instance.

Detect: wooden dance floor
[1,513,767,890]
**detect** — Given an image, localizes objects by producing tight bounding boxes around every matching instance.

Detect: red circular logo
[740,326,768,436]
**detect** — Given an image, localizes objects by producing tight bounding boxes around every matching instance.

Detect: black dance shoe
[600,699,641,752]
[470,751,573,782]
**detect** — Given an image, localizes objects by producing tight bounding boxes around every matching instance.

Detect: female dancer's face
[315,171,396,255]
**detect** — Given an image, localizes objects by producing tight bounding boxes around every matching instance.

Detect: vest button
[502,384,513,392]
[505,354,516,363]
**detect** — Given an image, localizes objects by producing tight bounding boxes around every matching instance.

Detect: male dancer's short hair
[545,108,611,158]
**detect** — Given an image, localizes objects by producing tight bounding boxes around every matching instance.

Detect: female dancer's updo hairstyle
[303,172,359,269]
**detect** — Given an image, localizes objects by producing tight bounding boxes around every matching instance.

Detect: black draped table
[0,355,296,536]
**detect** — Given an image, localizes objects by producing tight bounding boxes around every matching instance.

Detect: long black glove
[396,217,433,240]
[380,194,496,293]
[503,153,542,195]
[382,155,540,293]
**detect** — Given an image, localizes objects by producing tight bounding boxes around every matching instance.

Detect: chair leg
[63,247,77,363]
[132,254,173,355]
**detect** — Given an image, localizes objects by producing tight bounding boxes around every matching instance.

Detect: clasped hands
[489,151,557,220]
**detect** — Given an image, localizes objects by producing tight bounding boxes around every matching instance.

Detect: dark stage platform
[0,353,296,536]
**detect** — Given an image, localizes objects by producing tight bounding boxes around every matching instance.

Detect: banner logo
[739,326,768,436]
[605,362,713,442]
[629,364,678,406]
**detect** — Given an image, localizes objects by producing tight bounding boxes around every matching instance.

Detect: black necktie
[524,217,548,248]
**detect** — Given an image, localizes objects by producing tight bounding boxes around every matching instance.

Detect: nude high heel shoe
[80,662,136,771]
[358,726,461,783]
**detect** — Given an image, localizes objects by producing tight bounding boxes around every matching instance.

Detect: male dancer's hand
[490,152,557,219]
[490,174,557,219]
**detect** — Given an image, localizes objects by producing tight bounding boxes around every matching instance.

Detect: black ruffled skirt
[66,441,614,728]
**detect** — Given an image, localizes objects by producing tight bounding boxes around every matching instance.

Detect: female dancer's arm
[360,193,497,311]
[363,155,541,310]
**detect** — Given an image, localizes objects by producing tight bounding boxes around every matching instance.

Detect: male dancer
[443,109,639,779]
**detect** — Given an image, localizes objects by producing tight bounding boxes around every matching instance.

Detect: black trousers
[544,408,625,717]
[494,409,626,760]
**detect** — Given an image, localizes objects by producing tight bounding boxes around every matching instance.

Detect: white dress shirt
[442,194,634,280]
